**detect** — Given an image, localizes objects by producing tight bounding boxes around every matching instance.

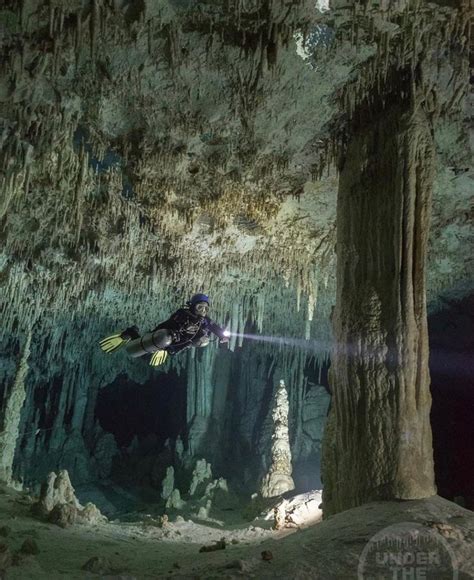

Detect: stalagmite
[161,466,175,500]
[189,459,213,496]
[0,330,32,483]
[166,489,186,510]
[322,97,437,515]
[32,470,106,527]
[260,380,295,497]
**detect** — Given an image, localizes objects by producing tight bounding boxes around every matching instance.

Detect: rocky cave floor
[0,484,473,580]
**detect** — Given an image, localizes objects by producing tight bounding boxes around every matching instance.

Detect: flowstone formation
[261,380,295,498]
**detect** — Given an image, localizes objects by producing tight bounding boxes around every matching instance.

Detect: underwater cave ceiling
[0,1,472,483]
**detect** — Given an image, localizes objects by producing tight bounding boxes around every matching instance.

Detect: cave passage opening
[95,371,187,450]
[429,294,474,511]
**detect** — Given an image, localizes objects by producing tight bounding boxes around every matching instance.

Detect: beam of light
[223,333,474,379]
[226,331,332,353]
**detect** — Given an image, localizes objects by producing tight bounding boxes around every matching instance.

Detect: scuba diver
[99,294,230,366]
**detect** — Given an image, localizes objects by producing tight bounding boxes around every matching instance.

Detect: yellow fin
[99,333,127,353]
[150,350,168,366]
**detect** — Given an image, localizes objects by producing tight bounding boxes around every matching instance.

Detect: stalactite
[228,302,240,352]
[336,0,469,128]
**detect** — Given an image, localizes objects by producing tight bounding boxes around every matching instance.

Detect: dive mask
[194,301,209,317]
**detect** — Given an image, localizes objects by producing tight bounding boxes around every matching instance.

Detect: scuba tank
[125,329,173,357]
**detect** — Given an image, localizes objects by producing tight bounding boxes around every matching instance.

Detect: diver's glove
[99,326,139,354]
[150,350,168,367]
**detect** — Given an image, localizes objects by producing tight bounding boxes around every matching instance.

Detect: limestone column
[0,330,32,483]
[321,100,437,515]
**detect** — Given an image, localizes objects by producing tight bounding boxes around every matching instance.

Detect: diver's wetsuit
[154,308,226,354]
[127,308,226,356]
